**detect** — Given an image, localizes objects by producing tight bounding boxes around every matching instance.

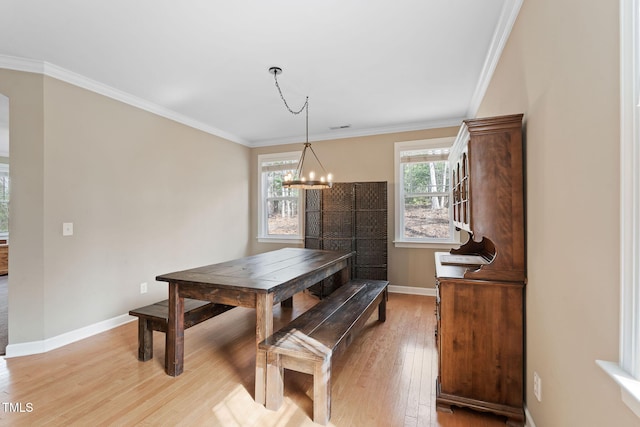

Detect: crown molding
[249,116,465,148]
[0,20,516,151]
[467,0,524,118]
[0,55,44,74]
[0,54,250,146]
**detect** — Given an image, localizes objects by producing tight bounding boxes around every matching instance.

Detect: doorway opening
[0,93,10,355]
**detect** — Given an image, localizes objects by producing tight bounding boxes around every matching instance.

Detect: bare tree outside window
[266,168,299,235]
[402,160,450,239]
[261,158,300,236]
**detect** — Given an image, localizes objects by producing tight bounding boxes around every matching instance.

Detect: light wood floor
[0,292,508,426]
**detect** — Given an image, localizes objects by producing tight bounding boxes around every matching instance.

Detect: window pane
[403,196,450,239]
[403,161,449,194]
[267,199,299,235]
[395,138,455,244]
[0,175,9,234]
[0,202,8,234]
[266,169,299,198]
[259,154,302,239]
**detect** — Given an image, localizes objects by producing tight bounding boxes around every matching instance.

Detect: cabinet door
[438,280,524,407]
[451,147,471,232]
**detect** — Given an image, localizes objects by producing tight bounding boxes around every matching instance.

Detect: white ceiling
[0,0,521,148]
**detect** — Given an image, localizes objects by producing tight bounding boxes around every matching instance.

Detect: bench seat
[259,279,388,425]
[129,298,235,362]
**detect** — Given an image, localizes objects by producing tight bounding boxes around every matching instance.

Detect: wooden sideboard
[435,114,525,426]
[0,239,8,275]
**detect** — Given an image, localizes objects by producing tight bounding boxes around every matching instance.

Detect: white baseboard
[4,284,436,358]
[525,405,537,427]
[388,285,436,296]
[5,314,136,358]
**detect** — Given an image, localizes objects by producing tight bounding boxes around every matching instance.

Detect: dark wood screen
[305,182,387,297]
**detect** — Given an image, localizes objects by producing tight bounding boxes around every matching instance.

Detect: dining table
[155,247,354,405]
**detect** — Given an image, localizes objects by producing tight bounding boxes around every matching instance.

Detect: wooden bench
[129,299,235,362]
[259,279,388,425]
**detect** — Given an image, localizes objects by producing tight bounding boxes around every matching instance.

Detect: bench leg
[313,358,331,425]
[265,352,284,411]
[138,318,153,361]
[281,297,293,308]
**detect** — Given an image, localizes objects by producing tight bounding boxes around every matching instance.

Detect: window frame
[0,163,7,239]
[393,137,460,248]
[257,151,304,244]
[596,0,640,418]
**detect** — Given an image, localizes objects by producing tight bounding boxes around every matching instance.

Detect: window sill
[257,236,303,245]
[597,360,640,418]
[393,240,460,249]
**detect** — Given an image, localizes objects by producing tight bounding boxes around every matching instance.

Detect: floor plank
[0,292,510,426]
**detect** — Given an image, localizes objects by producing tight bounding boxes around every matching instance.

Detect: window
[0,163,8,237]
[257,152,303,243]
[394,138,458,247]
[596,0,640,418]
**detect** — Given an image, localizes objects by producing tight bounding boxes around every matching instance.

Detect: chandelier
[269,66,333,189]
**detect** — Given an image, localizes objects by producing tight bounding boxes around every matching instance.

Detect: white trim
[619,0,640,378]
[251,117,465,147]
[0,54,467,149]
[257,237,303,245]
[467,0,524,118]
[1,4,525,153]
[0,285,434,359]
[394,137,459,246]
[0,55,44,74]
[0,0,525,153]
[0,55,249,146]
[393,240,460,249]
[597,360,640,418]
[598,0,640,418]
[388,285,436,297]
[257,152,303,241]
[4,314,135,358]
[524,405,538,427]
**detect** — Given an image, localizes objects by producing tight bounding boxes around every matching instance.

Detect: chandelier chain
[269,65,332,188]
[272,72,308,115]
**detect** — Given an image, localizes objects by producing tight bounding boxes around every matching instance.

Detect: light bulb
[309,171,315,180]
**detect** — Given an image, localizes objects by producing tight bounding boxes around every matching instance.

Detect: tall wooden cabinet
[305,182,387,296]
[435,114,525,426]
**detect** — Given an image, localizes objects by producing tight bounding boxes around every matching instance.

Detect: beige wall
[250,127,458,290]
[0,69,45,344]
[478,0,637,425]
[4,3,632,421]
[0,70,251,344]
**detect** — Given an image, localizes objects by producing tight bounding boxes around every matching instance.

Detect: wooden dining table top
[156,247,354,293]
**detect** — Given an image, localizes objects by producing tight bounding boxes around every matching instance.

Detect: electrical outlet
[140,282,148,294]
[533,371,542,402]
[62,222,74,236]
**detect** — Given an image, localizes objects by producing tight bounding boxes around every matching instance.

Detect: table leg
[255,292,274,405]
[166,282,185,376]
